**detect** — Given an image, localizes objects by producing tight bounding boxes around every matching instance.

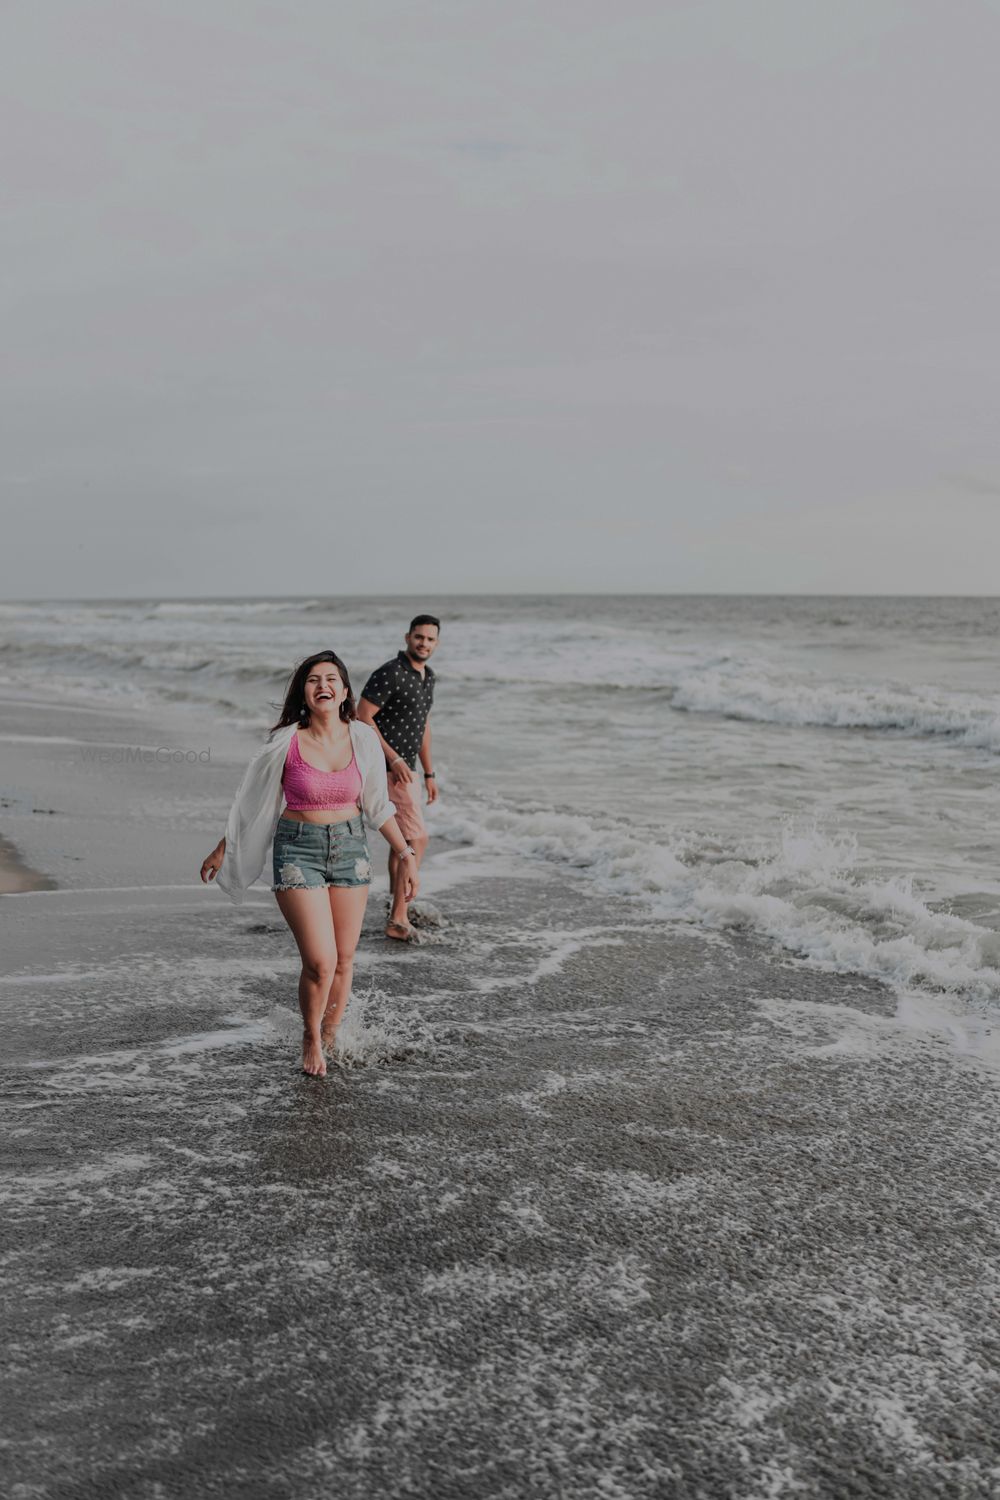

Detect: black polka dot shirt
[361,652,435,769]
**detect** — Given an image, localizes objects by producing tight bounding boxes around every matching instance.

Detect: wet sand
[2,695,1000,1498]
[0,830,54,893]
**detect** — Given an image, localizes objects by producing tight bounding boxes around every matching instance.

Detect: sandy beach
[2,690,1000,1499]
[0,831,53,893]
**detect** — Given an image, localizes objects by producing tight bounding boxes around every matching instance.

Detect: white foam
[476,930,624,995]
[868,1394,934,1460]
[672,662,1000,752]
[753,989,1000,1071]
[440,626,702,689]
[0,732,142,747]
[148,599,322,616]
[588,1169,707,1211]
[0,693,120,716]
[64,1266,159,1292]
[159,1017,271,1056]
[3,1151,153,1191]
[0,970,117,985]
[434,799,1000,1023]
[330,982,439,1067]
[421,1252,652,1311]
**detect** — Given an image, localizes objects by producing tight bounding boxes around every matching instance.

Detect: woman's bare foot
[320,1018,338,1053]
[385,917,417,942]
[302,1030,327,1077]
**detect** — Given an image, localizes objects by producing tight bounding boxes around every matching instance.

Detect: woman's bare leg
[321,886,369,1049]
[274,888,337,1077]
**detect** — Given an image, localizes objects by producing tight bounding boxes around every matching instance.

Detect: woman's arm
[200,835,226,883]
[198,726,290,901]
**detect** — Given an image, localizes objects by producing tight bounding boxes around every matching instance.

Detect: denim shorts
[271,814,373,891]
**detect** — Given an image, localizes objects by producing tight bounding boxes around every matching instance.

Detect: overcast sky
[3,0,999,597]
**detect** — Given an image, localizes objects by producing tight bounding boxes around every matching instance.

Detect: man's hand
[424,774,439,805]
[390,756,415,786]
[359,699,415,787]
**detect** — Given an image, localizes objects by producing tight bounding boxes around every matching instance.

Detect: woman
[200,651,419,1078]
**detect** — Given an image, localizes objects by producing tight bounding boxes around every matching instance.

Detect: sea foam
[433,800,1000,1013]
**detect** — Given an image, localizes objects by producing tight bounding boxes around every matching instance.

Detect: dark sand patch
[0,829,57,894]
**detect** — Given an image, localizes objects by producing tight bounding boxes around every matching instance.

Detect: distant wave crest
[672,667,1000,752]
[148,599,323,616]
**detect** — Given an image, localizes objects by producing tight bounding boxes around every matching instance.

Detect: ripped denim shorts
[271,814,373,891]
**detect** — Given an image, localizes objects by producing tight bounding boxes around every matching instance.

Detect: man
[358,615,441,941]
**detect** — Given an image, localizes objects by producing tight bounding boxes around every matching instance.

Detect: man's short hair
[409,614,441,634]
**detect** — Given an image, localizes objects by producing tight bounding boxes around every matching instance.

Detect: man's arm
[357,698,414,784]
[418,719,437,803]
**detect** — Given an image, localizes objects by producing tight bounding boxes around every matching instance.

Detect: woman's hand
[200,838,225,884]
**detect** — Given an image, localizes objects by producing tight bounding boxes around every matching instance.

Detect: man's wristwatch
[424,771,436,779]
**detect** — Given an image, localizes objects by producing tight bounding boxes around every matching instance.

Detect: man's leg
[387,773,426,933]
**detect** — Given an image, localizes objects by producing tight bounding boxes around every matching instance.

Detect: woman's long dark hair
[269,651,357,733]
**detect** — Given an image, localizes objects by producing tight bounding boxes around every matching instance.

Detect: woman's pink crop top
[281,732,363,811]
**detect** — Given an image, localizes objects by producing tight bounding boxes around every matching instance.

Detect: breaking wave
[433,798,1000,1011]
[671,666,1000,752]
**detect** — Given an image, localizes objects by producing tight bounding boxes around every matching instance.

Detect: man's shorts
[389,767,426,844]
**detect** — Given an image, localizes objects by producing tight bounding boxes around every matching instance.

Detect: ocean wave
[4,607,1000,761]
[432,799,1000,1010]
[0,636,292,683]
[671,667,1000,752]
[147,599,324,616]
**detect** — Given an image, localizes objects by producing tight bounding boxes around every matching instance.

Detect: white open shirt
[215,718,396,905]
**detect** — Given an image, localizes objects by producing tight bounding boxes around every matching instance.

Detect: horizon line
[3,589,1000,605]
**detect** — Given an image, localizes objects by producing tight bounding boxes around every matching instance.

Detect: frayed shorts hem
[272,878,372,892]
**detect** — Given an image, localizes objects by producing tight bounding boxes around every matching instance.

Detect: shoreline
[0,689,276,905]
[0,752,58,894]
[3,691,1000,1496]
[0,829,57,895]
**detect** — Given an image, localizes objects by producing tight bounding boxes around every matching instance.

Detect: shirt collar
[397,650,433,678]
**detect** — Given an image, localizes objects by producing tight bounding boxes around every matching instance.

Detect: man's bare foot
[385,917,417,942]
[302,1031,327,1077]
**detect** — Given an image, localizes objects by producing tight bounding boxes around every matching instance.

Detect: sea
[3,593,999,1025]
